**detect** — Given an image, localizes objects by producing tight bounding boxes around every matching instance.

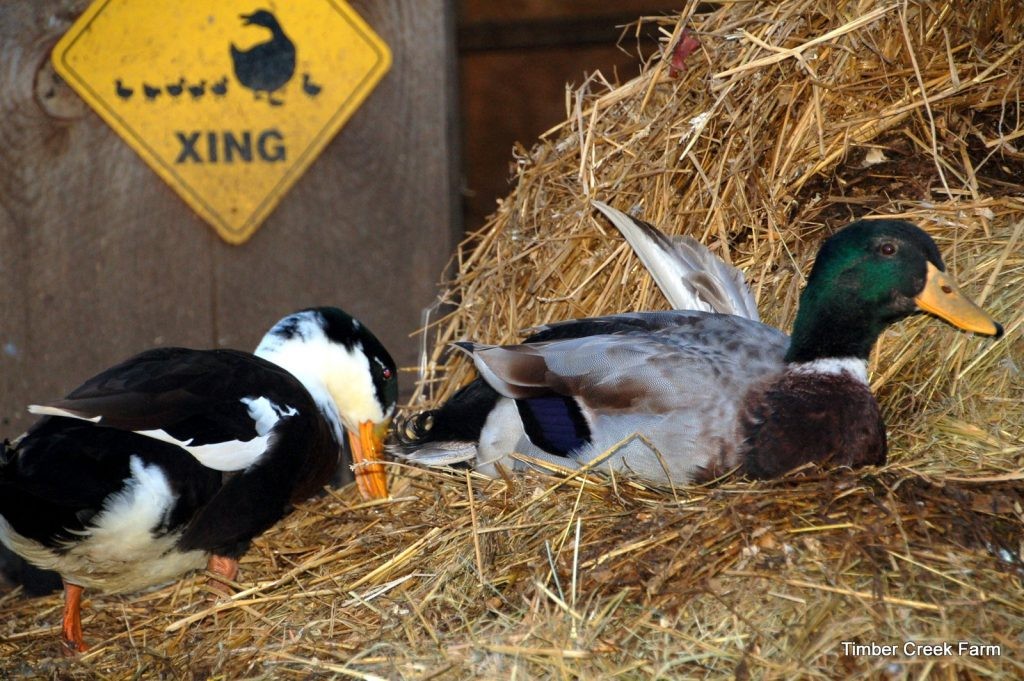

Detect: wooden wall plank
[0,0,458,435]
[0,1,216,434]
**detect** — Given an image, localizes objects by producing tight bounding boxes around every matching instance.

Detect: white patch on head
[0,456,207,593]
[324,341,393,426]
[255,311,389,442]
[790,357,868,385]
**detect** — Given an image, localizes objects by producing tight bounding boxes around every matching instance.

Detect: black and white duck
[0,307,396,654]
[394,202,1002,485]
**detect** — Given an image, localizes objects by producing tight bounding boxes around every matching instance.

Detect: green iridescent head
[786,220,1001,363]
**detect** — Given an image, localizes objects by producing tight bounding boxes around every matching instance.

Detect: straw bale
[2,0,1022,678]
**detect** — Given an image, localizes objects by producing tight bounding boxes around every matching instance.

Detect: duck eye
[878,242,897,256]
[382,368,392,380]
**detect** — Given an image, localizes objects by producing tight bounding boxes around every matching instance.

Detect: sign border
[53,0,392,244]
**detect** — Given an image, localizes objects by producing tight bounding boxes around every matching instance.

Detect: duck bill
[914,262,1003,337]
[348,420,390,500]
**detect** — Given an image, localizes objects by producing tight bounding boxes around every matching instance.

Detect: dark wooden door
[0,0,458,434]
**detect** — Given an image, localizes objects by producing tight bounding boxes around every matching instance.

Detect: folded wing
[28,347,305,472]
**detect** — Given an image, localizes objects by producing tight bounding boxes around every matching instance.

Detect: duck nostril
[941,285,953,294]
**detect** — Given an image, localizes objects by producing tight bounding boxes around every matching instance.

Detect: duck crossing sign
[53,1,391,244]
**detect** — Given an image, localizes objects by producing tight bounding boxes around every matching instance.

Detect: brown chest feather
[738,371,887,479]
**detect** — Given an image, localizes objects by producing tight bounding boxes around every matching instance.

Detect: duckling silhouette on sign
[230,9,296,106]
[166,77,185,97]
[302,73,322,97]
[114,79,133,100]
[211,76,229,97]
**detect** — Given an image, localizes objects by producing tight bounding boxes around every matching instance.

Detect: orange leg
[60,581,88,656]
[206,554,239,597]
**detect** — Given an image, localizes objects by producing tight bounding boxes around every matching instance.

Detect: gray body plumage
[464,311,789,483]
[396,202,786,484]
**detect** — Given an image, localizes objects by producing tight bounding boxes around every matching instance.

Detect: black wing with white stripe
[31,348,313,469]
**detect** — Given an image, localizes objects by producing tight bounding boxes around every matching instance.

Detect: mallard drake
[0,307,396,654]
[394,202,1001,485]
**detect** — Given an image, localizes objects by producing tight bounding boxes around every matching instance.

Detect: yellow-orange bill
[348,420,390,500]
[914,262,1003,337]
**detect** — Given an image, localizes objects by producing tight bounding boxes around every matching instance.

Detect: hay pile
[3,0,1022,678]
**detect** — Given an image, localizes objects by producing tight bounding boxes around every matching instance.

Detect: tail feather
[390,377,499,463]
[0,544,62,596]
[593,200,759,321]
[0,439,12,470]
[1,440,63,595]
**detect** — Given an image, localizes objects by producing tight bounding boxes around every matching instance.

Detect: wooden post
[0,0,458,435]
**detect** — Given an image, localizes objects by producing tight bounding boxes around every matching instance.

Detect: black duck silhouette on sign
[114,79,133,100]
[111,11,324,106]
[302,73,322,97]
[230,9,296,106]
[166,77,185,97]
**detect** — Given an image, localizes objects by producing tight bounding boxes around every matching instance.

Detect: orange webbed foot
[205,554,240,599]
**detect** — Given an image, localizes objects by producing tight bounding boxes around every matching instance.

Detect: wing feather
[469,312,788,414]
[27,347,305,472]
[593,200,760,321]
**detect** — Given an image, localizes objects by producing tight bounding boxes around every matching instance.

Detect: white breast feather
[476,398,527,474]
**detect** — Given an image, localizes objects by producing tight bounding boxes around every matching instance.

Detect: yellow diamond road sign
[53,0,391,244]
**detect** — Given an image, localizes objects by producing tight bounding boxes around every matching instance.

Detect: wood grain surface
[0,0,458,436]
